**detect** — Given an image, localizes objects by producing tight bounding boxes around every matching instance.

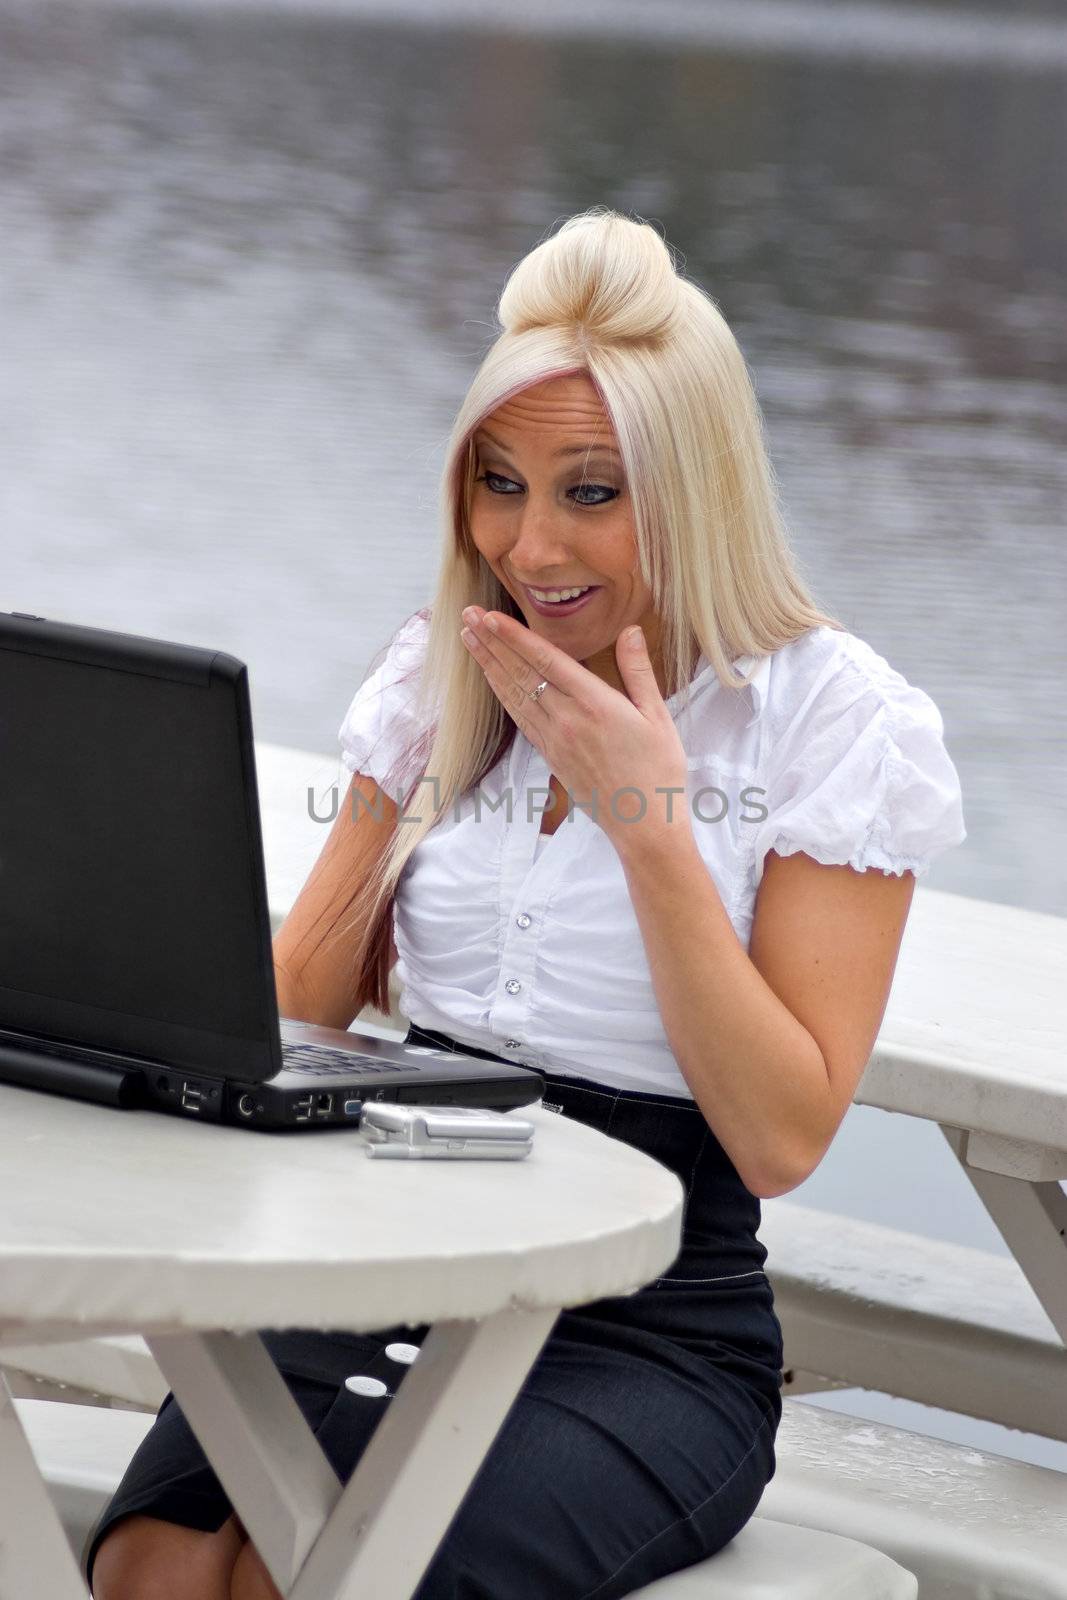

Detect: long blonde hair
[327,207,842,1017]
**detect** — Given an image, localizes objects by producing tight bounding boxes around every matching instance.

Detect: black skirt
[86,1026,784,1599]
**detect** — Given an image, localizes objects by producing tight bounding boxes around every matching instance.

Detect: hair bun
[497,208,681,343]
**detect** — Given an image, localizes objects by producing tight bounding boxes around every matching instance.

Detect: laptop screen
[0,615,282,1082]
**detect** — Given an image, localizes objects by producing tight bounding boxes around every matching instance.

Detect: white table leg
[289,1307,558,1600]
[146,1331,342,1593]
[940,1124,1067,1343]
[0,1369,89,1599]
[149,1306,557,1600]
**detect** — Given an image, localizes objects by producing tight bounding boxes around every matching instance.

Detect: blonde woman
[90,209,966,1599]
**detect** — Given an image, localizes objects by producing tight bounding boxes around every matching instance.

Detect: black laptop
[0,610,544,1130]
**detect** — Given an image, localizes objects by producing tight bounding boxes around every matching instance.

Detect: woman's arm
[614,828,915,1199]
[273,772,400,1029]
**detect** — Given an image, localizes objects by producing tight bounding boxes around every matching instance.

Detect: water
[1,0,1065,1468]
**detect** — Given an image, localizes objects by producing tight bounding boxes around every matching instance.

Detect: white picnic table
[846,885,1067,1349]
[0,1080,683,1599]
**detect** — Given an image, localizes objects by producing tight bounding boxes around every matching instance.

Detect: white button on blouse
[338,609,966,1098]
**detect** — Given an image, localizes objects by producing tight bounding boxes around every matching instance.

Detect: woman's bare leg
[229,1537,283,1600]
[91,1511,245,1599]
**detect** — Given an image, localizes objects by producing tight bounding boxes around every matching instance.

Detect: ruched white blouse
[339,610,966,1098]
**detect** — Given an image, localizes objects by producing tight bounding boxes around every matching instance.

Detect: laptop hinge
[0,1039,145,1109]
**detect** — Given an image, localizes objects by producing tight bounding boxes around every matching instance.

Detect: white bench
[760,1199,1067,1441]
[25,1390,1067,1597]
[2,1335,167,1412]
[761,1398,1067,1600]
[14,1396,918,1598]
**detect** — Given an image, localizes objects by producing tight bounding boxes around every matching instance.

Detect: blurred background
[2,0,1065,1467]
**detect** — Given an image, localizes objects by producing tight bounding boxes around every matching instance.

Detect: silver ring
[529,679,550,703]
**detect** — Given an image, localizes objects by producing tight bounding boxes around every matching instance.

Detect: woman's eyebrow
[475,430,621,462]
[555,442,622,460]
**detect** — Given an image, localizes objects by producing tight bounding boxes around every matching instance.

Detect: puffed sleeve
[337,609,433,793]
[751,653,966,889]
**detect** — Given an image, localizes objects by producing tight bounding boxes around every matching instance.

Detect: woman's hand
[459,606,691,855]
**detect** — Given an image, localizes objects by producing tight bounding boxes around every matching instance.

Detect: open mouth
[522,584,601,617]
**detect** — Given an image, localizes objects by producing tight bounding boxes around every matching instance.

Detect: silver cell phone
[361,1103,535,1160]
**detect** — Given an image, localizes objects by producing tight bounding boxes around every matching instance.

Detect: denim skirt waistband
[404,1021,753,1214]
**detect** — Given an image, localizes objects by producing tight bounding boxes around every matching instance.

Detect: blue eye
[475,472,618,507]
[476,472,522,496]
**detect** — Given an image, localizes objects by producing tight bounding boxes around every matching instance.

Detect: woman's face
[469,372,665,694]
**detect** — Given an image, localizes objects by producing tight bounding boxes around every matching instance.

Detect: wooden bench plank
[1,1335,166,1412]
[762,1398,1067,1600]
[760,1200,1067,1441]
[17,1398,922,1598]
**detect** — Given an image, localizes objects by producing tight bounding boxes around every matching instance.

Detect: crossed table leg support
[0,1366,98,1600]
[0,1306,559,1600]
[939,1124,1067,1346]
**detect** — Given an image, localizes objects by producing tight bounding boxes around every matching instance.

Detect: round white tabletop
[0,1084,684,1338]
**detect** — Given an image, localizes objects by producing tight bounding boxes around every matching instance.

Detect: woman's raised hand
[460,606,690,855]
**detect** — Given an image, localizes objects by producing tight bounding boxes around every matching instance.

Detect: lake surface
[1,0,1065,1467]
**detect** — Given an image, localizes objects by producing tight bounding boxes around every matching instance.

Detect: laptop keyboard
[280,1041,412,1077]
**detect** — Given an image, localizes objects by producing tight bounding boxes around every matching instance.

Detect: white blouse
[338,610,966,1098]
